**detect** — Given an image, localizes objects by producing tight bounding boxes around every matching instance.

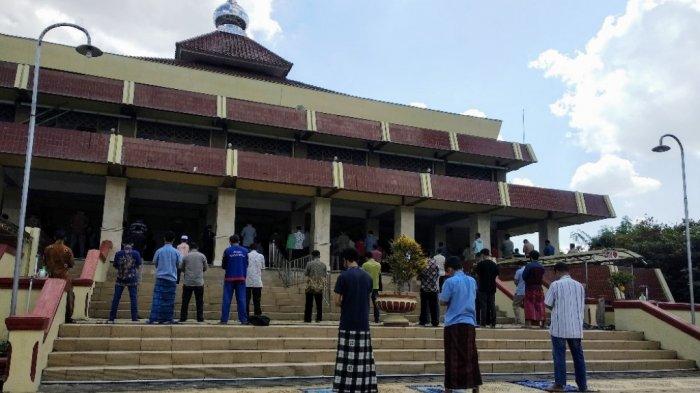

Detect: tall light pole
[10,23,102,316]
[652,134,695,325]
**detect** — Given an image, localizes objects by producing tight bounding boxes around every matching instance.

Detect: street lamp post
[9,23,102,316]
[652,133,695,325]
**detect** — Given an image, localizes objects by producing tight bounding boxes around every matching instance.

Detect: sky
[0,0,698,251]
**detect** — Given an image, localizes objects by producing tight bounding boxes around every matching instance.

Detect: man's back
[523,261,544,287]
[474,258,499,293]
[433,254,446,277]
[154,244,180,281]
[223,244,249,282]
[305,258,327,293]
[501,240,514,258]
[246,250,265,287]
[362,259,382,290]
[335,267,372,331]
[545,276,585,338]
[181,250,207,287]
[514,266,526,296]
[44,243,74,278]
[241,225,256,246]
[440,271,477,326]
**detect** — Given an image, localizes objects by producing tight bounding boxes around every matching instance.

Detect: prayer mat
[300,389,333,393]
[512,380,578,392]
[407,385,445,393]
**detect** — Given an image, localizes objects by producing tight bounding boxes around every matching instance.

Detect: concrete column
[468,214,491,259]
[100,177,127,259]
[394,206,415,239]
[311,197,331,267]
[215,188,237,266]
[434,224,447,254]
[538,219,560,254]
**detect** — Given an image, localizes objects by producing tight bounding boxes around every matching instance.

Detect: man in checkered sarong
[332,247,378,393]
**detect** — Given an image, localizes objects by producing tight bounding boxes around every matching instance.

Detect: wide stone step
[42,359,697,382]
[52,337,661,352]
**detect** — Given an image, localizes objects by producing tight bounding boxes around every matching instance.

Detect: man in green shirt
[362,252,382,323]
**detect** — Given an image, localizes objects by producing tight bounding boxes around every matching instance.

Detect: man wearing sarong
[43,230,75,323]
[221,235,249,324]
[332,247,378,393]
[522,250,546,328]
[148,231,181,324]
[439,256,482,393]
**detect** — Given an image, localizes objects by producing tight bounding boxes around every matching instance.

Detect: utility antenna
[522,108,526,143]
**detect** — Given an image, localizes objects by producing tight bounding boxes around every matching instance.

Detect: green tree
[573,216,699,302]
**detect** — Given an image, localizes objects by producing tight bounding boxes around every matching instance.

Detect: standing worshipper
[474,249,499,328]
[361,252,382,324]
[365,230,378,253]
[522,250,546,328]
[370,244,383,263]
[304,250,327,323]
[240,223,257,248]
[148,231,181,324]
[246,243,265,317]
[471,232,484,258]
[108,243,142,323]
[332,248,378,393]
[336,231,351,253]
[439,256,482,393]
[543,239,556,256]
[512,261,527,326]
[292,226,305,259]
[177,235,190,257]
[43,230,75,323]
[127,219,148,255]
[434,249,446,291]
[501,233,514,259]
[418,255,440,327]
[545,262,587,392]
[221,235,249,325]
[178,242,207,323]
[522,239,535,258]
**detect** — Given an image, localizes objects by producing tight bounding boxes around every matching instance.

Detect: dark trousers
[371,289,380,323]
[247,287,262,316]
[180,285,204,322]
[552,337,587,390]
[109,284,138,321]
[439,276,446,292]
[304,292,323,322]
[478,291,496,327]
[419,290,440,326]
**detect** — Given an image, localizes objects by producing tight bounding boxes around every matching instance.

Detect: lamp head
[75,44,103,58]
[651,144,671,153]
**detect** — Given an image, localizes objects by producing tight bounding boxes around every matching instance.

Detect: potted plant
[609,271,634,293]
[377,235,428,326]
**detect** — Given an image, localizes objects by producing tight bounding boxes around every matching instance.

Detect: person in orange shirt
[43,230,75,323]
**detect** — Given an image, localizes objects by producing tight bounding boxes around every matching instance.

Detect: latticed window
[137,120,210,146]
[307,143,366,165]
[378,153,434,173]
[446,163,493,181]
[227,132,293,156]
[0,103,15,122]
[40,110,118,133]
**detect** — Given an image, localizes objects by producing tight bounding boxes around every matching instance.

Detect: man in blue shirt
[439,256,482,393]
[108,243,142,323]
[543,239,556,256]
[148,231,181,324]
[221,234,249,324]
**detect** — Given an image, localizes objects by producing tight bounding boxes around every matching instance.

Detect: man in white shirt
[433,250,446,291]
[292,226,305,259]
[472,232,484,258]
[544,262,587,392]
[241,223,257,248]
[246,243,265,316]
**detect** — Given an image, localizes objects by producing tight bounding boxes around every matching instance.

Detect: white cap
[181,235,189,240]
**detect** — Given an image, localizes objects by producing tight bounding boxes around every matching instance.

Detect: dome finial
[214,0,249,35]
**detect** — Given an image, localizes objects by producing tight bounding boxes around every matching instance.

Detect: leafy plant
[609,271,634,288]
[385,235,428,293]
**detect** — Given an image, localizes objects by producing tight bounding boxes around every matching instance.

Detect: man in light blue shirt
[472,232,484,259]
[148,231,182,324]
[439,256,482,392]
[512,261,527,325]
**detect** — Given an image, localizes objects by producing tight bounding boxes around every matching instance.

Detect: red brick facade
[389,124,452,150]
[457,134,516,160]
[236,151,333,188]
[121,137,226,175]
[315,113,382,141]
[508,184,579,214]
[0,122,108,163]
[133,84,217,117]
[430,175,501,205]
[227,98,306,130]
[0,61,15,88]
[30,69,123,104]
[343,164,423,197]
[583,193,610,217]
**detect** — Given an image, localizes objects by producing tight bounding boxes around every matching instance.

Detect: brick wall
[457,134,516,160]
[499,264,616,301]
[236,150,333,187]
[0,61,15,88]
[228,98,306,130]
[343,164,422,197]
[431,175,501,205]
[389,124,452,150]
[134,84,217,117]
[316,113,382,141]
[631,267,668,301]
[0,122,108,163]
[29,69,123,104]
[520,144,533,161]
[508,185,579,214]
[121,137,226,175]
[583,193,610,217]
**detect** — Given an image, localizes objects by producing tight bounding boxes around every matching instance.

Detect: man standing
[474,249,499,328]
[221,235,249,325]
[333,248,377,392]
[500,233,514,259]
[522,250,546,328]
[148,231,181,324]
[43,230,75,323]
[108,243,142,323]
[543,240,556,257]
[512,261,526,326]
[179,242,207,323]
[440,256,482,393]
[362,252,382,324]
[523,239,535,258]
[365,230,378,253]
[304,250,327,323]
[568,243,579,254]
[240,223,257,248]
[127,219,148,255]
[545,262,587,392]
[177,235,190,257]
[418,255,440,327]
[370,244,383,263]
[434,249,446,291]
[292,226,305,259]
[246,243,265,317]
[471,232,484,258]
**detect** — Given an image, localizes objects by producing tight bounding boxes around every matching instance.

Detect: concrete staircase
[43,324,695,382]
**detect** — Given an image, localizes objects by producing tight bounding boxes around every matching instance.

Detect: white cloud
[409,102,428,109]
[461,108,486,118]
[239,0,282,41]
[570,154,661,197]
[509,177,535,187]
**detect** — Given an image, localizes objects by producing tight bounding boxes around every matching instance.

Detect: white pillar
[100,177,127,258]
[468,214,491,259]
[434,224,447,254]
[394,206,415,239]
[215,188,237,266]
[311,197,331,267]
[538,219,560,254]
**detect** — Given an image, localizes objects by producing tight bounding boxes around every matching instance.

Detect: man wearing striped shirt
[544,262,587,392]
